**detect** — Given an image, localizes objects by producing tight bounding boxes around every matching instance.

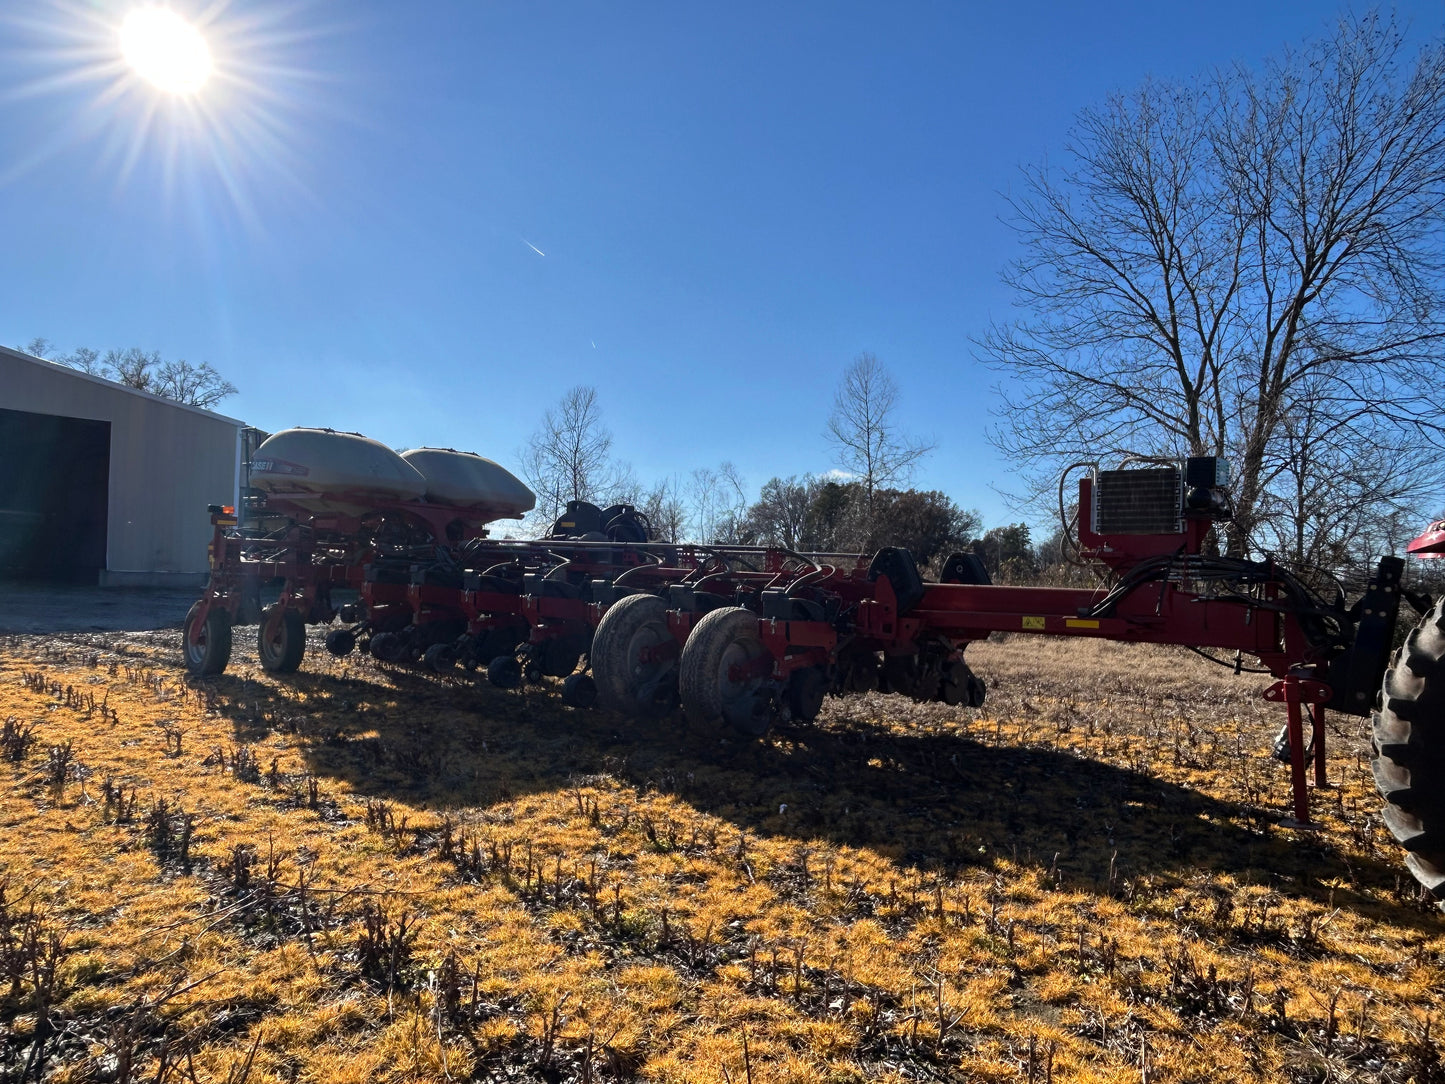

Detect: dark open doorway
[0,407,110,583]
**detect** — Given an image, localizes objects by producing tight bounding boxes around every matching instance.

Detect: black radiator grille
[1095,467,1182,535]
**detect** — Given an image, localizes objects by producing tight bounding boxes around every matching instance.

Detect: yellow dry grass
[0,628,1441,1083]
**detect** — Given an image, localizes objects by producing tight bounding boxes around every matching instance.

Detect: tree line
[517,357,1054,582]
[19,337,237,409]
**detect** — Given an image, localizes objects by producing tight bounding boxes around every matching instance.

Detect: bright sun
[120,8,212,94]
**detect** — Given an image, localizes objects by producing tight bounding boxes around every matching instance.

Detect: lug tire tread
[1371,596,1445,896]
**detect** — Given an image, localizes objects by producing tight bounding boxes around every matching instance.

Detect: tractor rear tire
[183,602,232,676]
[679,606,772,735]
[591,593,677,718]
[1372,595,1445,898]
[258,605,306,673]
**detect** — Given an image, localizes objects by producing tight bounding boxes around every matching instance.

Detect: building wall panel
[0,349,240,583]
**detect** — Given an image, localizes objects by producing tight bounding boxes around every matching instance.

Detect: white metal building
[0,345,242,586]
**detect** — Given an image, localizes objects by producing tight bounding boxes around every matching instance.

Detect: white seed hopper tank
[400,448,535,520]
[250,428,427,517]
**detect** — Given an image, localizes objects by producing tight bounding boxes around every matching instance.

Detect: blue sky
[3,1,1441,529]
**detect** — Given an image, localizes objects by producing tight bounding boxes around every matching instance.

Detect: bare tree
[1253,372,1440,585]
[520,385,621,526]
[745,475,818,550]
[825,353,935,507]
[637,476,688,542]
[152,358,238,409]
[687,462,749,543]
[62,346,104,376]
[104,347,161,392]
[23,338,238,408]
[980,12,1445,557]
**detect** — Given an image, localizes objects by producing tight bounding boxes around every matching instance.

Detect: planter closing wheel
[369,631,404,663]
[423,643,457,673]
[257,604,306,673]
[488,654,523,689]
[786,666,827,723]
[679,606,773,735]
[325,629,357,657]
[561,672,599,708]
[591,593,680,718]
[183,602,232,676]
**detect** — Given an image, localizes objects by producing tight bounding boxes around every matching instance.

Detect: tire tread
[1372,596,1445,898]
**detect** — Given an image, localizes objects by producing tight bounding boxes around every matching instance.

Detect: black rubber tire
[488,654,523,689]
[591,593,677,718]
[423,642,456,673]
[476,624,526,664]
[679,606,772,735]
[258,605,306,673]
[183,602,232,676]
[941,658,987,708]
[539,635,585,678]
[237,580,263,626]
[561,672,599,709]
[786,666,827,723]
[1372,595,1445,897]
[325,629,357,657]
[370,631,404,663]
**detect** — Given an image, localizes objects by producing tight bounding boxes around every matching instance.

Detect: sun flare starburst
[0,1,339,230]
[120,8,212,94]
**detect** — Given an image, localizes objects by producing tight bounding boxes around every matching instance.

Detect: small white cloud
[523,239,546,257]
[823,469,856,482]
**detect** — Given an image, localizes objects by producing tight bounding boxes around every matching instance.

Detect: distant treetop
[21,336,238,410]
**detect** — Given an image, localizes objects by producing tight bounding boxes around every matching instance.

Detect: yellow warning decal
[1022,616,1046,630]
[1065,618,1100,629]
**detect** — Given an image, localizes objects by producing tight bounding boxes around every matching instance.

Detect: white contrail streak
[523,239,546,257]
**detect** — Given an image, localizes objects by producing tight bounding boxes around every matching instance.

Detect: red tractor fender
[1406,520,1445,558]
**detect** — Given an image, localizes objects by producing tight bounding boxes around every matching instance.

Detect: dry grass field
[1,625,1442,1083]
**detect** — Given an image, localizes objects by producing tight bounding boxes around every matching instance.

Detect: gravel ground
[0,580,199,634]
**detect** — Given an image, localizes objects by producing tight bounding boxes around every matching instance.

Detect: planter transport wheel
[183,602,232,676]
[591,593,678,718]
[1372,595,1445,898]
[679,606,773,735]
[257,605,306,673]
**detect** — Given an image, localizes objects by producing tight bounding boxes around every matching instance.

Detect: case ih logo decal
[252,458,309,477]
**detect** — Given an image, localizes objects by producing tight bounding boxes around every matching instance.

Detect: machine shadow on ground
[191,640,1424,931]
